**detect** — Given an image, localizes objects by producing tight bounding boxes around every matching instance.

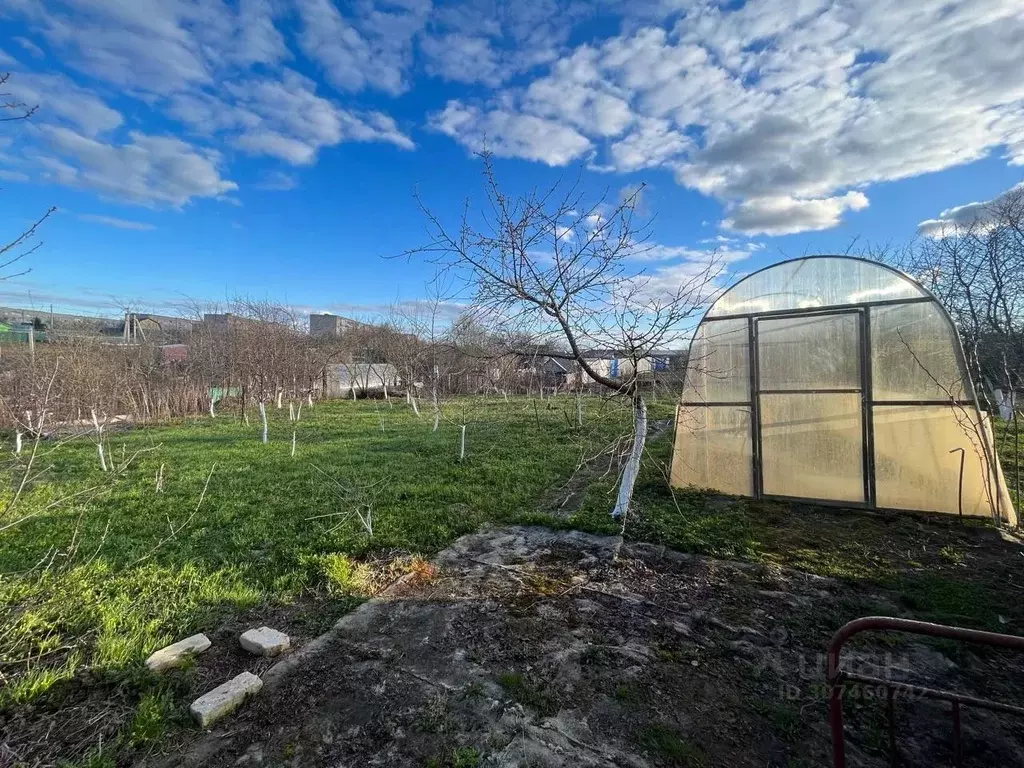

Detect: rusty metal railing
[827,616,1024,767]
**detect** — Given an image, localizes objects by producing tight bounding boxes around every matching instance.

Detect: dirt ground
[159,526,1024,768]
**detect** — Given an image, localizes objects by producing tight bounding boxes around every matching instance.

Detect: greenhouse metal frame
[671,255,1016,525]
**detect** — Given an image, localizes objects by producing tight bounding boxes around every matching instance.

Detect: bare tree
[1,73,54,281]
[408,153,721,519]
[893,183,1024,510]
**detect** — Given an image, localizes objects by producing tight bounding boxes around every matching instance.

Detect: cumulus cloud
[5,73,122,136]
[917,182,1024,238]
[39,126,237,207]
[430,0,1024,234]
[295,0,429,95]
[218,70,414,164]
[430,100,592,166]
[6,0,1024,235]
[723,192,870,236]
[420,34,503,86]
[78,213,156,230]
[2,0,413,204]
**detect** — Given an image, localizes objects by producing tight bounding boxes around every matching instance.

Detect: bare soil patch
[162,526,1024,768]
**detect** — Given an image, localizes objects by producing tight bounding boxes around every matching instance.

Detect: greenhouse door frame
[749,306,874,508]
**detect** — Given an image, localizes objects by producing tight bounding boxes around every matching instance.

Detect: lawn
[0,395,642,764]
[1,393,1021,767]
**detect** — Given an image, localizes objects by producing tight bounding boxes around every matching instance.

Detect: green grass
[3,393,1021,764]
[0,395,635,762]
[634,723,706,766]
[570,414,1024,634]
[497,671,558,717]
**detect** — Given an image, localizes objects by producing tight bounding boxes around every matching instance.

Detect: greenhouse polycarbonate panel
[871,302,967,401]
[873,406,994,517]
[759,393,865,502]
[757,313,860,391]
[671,405,752,496]
[708,258,928,317]
[681,318,750,403]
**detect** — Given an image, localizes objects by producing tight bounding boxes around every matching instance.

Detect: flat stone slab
[240,626,290,657]
[145,633,211,673]
[190,672,263,728]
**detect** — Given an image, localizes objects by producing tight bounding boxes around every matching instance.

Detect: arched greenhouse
[670,255,1017,526]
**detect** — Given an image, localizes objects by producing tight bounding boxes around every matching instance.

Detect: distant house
[567,349,687,386]
[309,313,360,338]
[517,354,571,386]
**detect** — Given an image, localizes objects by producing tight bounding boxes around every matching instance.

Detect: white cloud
[430,0,1024,234]
[0,169,30,183]
[430,100,592,166]
[608,117,689,172]
[5,0,1024,235]
[722,191,870,236]
[639,240,759,301]
[78,213,156,230]
[295,0,429,96]
[39,126,237,207]
[15,37,45,59]
[631,240,764,263]
[5,73,122,136]
[917,182,1024,238]
[420,34,503,86]
[256,170,299,191]
[172,70,414,166]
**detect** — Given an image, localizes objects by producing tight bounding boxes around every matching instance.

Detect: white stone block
[190,671,263,728]
[145,633,211,672]
[239,626,290,657]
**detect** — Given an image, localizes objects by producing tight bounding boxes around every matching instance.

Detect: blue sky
[1,0,1022,320]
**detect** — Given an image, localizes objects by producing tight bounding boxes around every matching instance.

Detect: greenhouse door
[754,310,868,505]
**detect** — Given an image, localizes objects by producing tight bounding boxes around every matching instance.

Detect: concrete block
[240,626,290,657]
[190,671,263,728]
[145,633,211,672]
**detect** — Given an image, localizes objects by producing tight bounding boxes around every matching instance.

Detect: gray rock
[240,626,290,657]
[145,633,211,672]
[190,672,263,728]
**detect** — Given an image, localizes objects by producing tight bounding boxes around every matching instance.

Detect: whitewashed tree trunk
[577,391,583,427]
[459,424,466,461]
[15,431,22,455]
[259,401,268,444]
[295,402,302,422]
[97,443,107,472]
[291,430,296,457]
[351,385,357,401]
[289,402,295,422]
[307,392,313,407]
[611,395,647,520]
[209,398,216,418]
[276,390,283,409]
[411,394,421,417]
